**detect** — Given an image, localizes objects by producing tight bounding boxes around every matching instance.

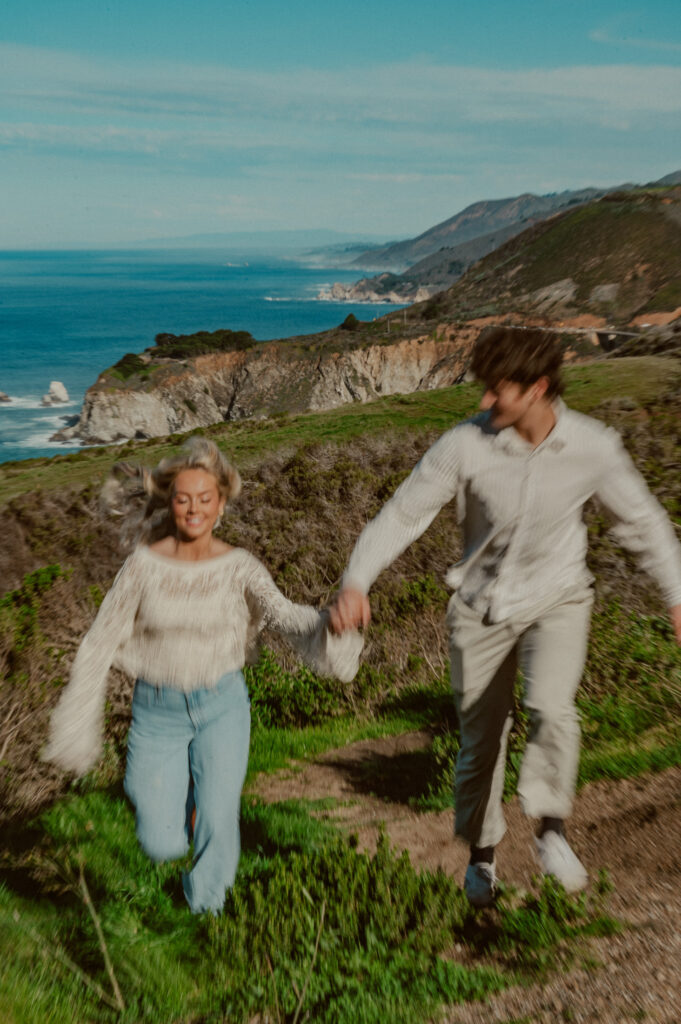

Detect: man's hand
[670,604,681,644]
[329,586,371,634]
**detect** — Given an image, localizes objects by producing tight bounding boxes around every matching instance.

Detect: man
[330,325,681,907]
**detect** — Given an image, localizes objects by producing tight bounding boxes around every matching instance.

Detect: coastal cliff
[54,185,681,448]
[54,328,477,445]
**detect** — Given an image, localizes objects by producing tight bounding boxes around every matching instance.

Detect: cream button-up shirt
[343,401,681,623]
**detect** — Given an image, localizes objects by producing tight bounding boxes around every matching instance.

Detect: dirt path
[251,732,681,1024]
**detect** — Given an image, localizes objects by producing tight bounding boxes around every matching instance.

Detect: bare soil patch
[632,307,681,327]
[252,733,681,1023]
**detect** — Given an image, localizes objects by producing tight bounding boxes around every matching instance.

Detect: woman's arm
[43,552,143,774]
[243,556,362,682]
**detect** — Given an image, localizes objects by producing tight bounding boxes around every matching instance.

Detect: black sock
[469,844,495,865]
[537,817,564,838]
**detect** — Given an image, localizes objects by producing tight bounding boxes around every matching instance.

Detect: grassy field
[1,356,679,1022]
[0,356,674,507]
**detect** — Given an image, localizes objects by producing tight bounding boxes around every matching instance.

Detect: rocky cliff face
[55,329,477,445]
[317,276,439,305]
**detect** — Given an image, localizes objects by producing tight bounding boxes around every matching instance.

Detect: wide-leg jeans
[448,587,593,849]
[124,670,251,914]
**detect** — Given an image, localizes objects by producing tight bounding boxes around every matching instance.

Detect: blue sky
[1,0,680,247]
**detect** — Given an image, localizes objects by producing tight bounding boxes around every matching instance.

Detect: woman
[45,437,361,914]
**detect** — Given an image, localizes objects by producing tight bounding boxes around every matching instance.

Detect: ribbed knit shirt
[46,545,361,775]
[343,401,681,622]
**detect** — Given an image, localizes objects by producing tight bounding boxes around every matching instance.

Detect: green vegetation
[340,313,360,331]
[1,357,680,1021]
[152,328,256,359]
[398,601,681,813]
[427,188,681,324]
[0,357,676,507]
[1,790,616,1024]
[646,279,681,312]
[0,564,68,656]
[110,353,153,381]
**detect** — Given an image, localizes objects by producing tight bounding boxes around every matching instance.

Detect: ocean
[0,250,402,464]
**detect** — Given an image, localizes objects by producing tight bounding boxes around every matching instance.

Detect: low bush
[0,791,616,1024]
[152,328,256,359]
[109,353,150,381]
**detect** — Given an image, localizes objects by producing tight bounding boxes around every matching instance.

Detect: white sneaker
[464,861,497,908]
[534,831,588,892]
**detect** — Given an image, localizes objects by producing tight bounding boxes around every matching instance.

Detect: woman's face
[170,468,225,542]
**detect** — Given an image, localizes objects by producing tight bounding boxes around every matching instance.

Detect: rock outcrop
[317,276,439,305]
[52,330,477,445]
[41,381,70,406]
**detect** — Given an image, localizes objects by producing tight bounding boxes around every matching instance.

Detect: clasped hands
[328,586,371,635]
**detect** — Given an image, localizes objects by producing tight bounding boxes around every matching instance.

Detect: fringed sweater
[45,545,362,775]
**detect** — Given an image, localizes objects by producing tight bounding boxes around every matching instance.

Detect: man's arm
[595,428,681,643]
[330,428,461,633]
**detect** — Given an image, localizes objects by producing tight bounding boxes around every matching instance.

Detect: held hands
[329,586,371,635]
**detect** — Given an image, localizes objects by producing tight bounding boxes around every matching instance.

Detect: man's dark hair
[470,326,564,398]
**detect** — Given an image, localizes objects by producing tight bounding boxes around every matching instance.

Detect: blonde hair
[102,436,241,548]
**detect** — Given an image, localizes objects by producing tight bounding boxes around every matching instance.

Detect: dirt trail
[252,732,681,1024]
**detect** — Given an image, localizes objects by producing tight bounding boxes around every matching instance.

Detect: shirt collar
[490,398,568,455]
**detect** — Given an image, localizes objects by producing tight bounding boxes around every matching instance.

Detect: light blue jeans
[124,670,250,914]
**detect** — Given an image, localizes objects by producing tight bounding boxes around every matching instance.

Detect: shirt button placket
[494,455,532,621]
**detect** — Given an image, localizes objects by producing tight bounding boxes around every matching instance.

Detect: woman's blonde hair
[102,436,241,547]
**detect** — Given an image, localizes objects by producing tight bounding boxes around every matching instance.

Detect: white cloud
[1,42,680,244]
[589,27,681,54]
[2,43,681,140]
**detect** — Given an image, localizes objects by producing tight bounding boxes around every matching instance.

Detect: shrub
[152,328,255,359]
[340,313,360,331]
[110,352,148,380]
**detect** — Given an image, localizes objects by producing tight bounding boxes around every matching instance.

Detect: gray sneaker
[464,861,497,908]
[534,831,588,892]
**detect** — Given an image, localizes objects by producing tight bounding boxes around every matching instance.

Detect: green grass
[251,590,681,816]
[247,711,431,780]
[2,356,679,1021]
[0,789,617,1024]
[1,357,678,508]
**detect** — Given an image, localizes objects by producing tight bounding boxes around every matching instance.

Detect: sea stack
[41,381,70,406]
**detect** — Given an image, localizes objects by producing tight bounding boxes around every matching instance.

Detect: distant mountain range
[403,183,681,328]
[350,188,611,272]
[127,228,390,253]
[324,171,681,303]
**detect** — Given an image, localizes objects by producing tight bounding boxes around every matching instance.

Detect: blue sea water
[0,250,402,464]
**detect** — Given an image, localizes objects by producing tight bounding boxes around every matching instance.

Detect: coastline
[0,250,403,464]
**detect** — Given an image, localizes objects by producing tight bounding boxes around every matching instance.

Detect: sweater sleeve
[595,428,681,607]
[343,427,461,594]
[43,552,143,775]
[243,557,362,682]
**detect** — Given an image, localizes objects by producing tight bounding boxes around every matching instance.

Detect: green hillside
[1,357,680,1023]
[409,187,681,325]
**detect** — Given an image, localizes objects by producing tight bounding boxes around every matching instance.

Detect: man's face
[479,379,539,430]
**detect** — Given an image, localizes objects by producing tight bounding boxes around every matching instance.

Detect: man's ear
[532,376,550,401]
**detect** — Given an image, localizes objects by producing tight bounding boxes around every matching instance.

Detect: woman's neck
[151,534,232,562]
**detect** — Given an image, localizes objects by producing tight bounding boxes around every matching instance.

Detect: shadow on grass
[383,684,458,726]
[319,744,445,805]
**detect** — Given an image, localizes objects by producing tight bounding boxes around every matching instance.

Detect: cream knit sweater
[45,545,362,775]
